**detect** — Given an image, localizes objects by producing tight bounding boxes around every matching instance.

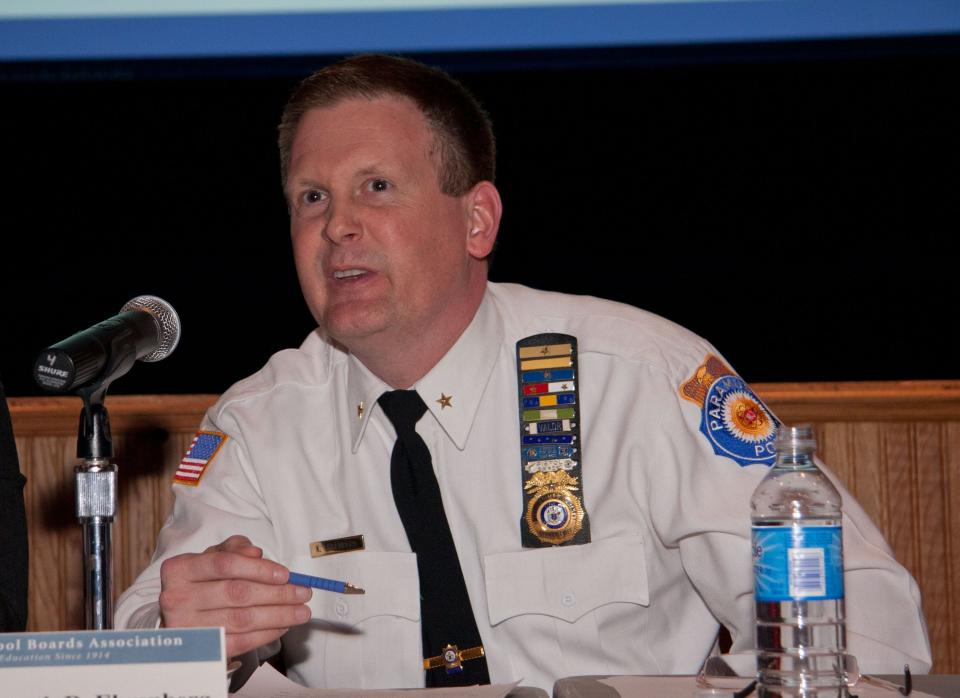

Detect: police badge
[523,470,586,545]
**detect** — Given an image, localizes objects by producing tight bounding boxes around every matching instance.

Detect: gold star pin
[437,393,453,409]
[357,401,365,419]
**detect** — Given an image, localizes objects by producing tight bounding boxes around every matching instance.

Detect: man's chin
[322,311,391,349]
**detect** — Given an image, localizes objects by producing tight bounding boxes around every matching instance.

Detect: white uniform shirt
[116,283,931,691]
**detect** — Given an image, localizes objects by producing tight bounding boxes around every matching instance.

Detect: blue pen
[288,571,365,594]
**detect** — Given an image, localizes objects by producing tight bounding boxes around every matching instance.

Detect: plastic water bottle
[751,424,847,697]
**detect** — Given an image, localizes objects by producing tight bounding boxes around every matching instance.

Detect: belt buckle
[423,643,484,675]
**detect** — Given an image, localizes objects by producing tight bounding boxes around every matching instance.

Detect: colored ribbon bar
[520,356,573,371]
[522,381,577,396]
[517,343,574,359]
[524,418,574,434]
[522,369,575,383]
[522,434,577,444]
[524,458,577,473]
[523,444,577,459]
[522,407,576,422]
[521,393,577,408]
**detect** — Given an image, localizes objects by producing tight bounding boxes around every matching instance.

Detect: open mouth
[333,269,368,280]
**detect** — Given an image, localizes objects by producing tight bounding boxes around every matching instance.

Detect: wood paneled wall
[10,395,215,633]
[9,382,960,672]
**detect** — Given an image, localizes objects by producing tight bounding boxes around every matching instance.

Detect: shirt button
[560,592,576,607]
[335,600,349,617]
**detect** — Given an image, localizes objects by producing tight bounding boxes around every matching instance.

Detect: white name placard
[0,627,226,698]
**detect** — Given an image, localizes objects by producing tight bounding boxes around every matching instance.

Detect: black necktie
[378,390,490,687]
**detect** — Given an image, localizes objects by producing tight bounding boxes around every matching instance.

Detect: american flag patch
[173,431,228,486]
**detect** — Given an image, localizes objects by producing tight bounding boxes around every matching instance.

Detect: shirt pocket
[282,551,423,688]
[483,535,649,676]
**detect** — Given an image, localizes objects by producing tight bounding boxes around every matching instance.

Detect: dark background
[2,38,958,397]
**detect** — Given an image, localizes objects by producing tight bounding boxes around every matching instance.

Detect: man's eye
[368,179,390,192]
[303,189,326,205]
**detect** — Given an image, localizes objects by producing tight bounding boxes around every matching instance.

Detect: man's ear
[464,181,502,260]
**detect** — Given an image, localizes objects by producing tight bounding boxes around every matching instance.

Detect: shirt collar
[346,352,392,453]
[414,291,503,451]
[347,288,503,453]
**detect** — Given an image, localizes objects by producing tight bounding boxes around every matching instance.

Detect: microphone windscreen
[120,295,181,362]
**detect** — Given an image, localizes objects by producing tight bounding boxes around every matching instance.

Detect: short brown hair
[278,54,496,196]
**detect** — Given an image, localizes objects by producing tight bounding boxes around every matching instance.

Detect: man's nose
[325,203,362,244]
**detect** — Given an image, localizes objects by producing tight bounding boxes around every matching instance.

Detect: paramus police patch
[679,354,778,467]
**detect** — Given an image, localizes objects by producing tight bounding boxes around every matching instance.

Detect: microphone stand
[37,295,180,631]
[75,383,117,630]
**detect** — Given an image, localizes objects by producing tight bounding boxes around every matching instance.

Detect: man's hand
[159,535,312,658]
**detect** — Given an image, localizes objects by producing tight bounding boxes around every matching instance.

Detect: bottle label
[752,525,844,601]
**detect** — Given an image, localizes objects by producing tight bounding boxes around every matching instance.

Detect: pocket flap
[484,535,649,625]
[292,551,420,626]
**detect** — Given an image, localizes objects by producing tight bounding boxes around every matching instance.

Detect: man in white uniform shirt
[115,54,931,690]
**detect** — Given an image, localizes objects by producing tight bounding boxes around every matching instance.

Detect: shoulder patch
[679,354,778,467]
[173,431,228,486]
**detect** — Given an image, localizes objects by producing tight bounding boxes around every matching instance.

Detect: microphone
[34,295,181,393]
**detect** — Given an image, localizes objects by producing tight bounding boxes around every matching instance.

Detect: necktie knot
[379,390,428,435]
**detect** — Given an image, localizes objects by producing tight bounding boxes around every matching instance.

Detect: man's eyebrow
[289,176,323,190]
[289,164,384,189]
[355,164,385,178]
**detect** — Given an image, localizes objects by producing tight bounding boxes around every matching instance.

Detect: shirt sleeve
[827,462,931,673]
[114,406,282,631]
[645,355,931,673]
